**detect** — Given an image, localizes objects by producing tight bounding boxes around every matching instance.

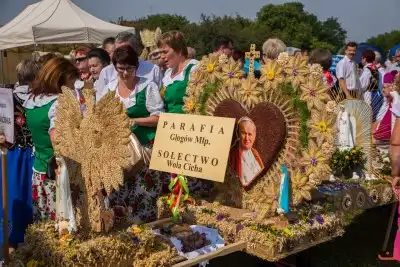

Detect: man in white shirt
[95,32,163,100]
[335,42,360,98]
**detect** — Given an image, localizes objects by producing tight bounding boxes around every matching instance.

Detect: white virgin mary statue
[337,105,356,150]
[55,156,77,234]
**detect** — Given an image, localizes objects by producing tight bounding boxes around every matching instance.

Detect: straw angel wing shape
[54,87,131,196]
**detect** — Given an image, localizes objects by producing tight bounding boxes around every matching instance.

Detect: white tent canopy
[0,0,135,50]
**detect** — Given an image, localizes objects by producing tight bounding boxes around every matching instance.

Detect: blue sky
[1,0,399,42]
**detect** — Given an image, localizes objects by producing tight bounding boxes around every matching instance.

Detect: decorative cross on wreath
[245,44,260,78]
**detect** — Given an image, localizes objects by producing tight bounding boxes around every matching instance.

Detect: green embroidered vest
[126,87,156,145]
[164,64,195,114]
[25,100,56,172]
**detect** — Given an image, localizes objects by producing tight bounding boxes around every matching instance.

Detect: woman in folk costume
[158,31,199,113]
[100,46,165,223]
[23,57,79,221]
[0,60,39,251]
[158,31,212,194]
[373,71,399,143]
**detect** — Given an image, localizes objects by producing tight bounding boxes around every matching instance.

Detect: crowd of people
[1,28,400,253]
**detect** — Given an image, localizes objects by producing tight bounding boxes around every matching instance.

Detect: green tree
[115,2,346,57]
[367,30,400,52]
[118,14,190,32]
[256,2,346,53]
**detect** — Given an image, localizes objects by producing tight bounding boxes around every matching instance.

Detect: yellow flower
[267,71,275,80]
[308,111,335,146]
[198,54,221,84]
[129,225,142,234]
[207,63,214,73]
[183,95,200,114]
[299,77,329,110]
[300,140,331,179]
[221,58,245,90]
[283,228,294,237]
[352,149,356,154]
[345,155,350,160]
[238,77,262,108]
[284,54,309,89]
[260,59,285,91]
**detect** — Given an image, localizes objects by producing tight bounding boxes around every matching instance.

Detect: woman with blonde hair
[262,38,287,61]
[23,57,79,221]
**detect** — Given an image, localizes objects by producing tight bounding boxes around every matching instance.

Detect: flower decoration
[183,95,200,114]
[329,147,365,174]
[321,142,335,154]
[299,77,329,110]
[15,115,26,127]
[199,54,221,84]
[341,194,352,211]
[260,60,285,91]
[300,140,331,178]
[277,52,289,66]
[284,54,309,88]
[315,215,324,224]
[187,71,206,97]
[221,58,245,90]
[256,182,279,219]
[370,189,379,204]
[308,64,323,80]
[238,77,262,108]
[308,111,335,146]
[325,100,338,114]
[218,53,229,64]
[356,192,366,208]
[291,171,312,205]
[382,186,393,204]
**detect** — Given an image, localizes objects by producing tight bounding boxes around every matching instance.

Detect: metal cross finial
[245,44,260,78]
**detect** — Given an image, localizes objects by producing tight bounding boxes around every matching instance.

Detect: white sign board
[0,88,14,144]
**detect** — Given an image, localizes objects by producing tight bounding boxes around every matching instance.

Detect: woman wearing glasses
[99,45,165,223]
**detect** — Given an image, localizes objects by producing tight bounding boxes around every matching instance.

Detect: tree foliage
[366,30,400,52]
[117,2,347,57]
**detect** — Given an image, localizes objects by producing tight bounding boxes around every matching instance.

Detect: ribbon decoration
[167,175,194,221]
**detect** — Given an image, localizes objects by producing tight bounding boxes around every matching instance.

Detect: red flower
[50,211,56,221]
[40,174,46,181]
[15,116,26,127]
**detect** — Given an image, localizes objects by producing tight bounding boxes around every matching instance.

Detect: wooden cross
[245,44,260,78]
